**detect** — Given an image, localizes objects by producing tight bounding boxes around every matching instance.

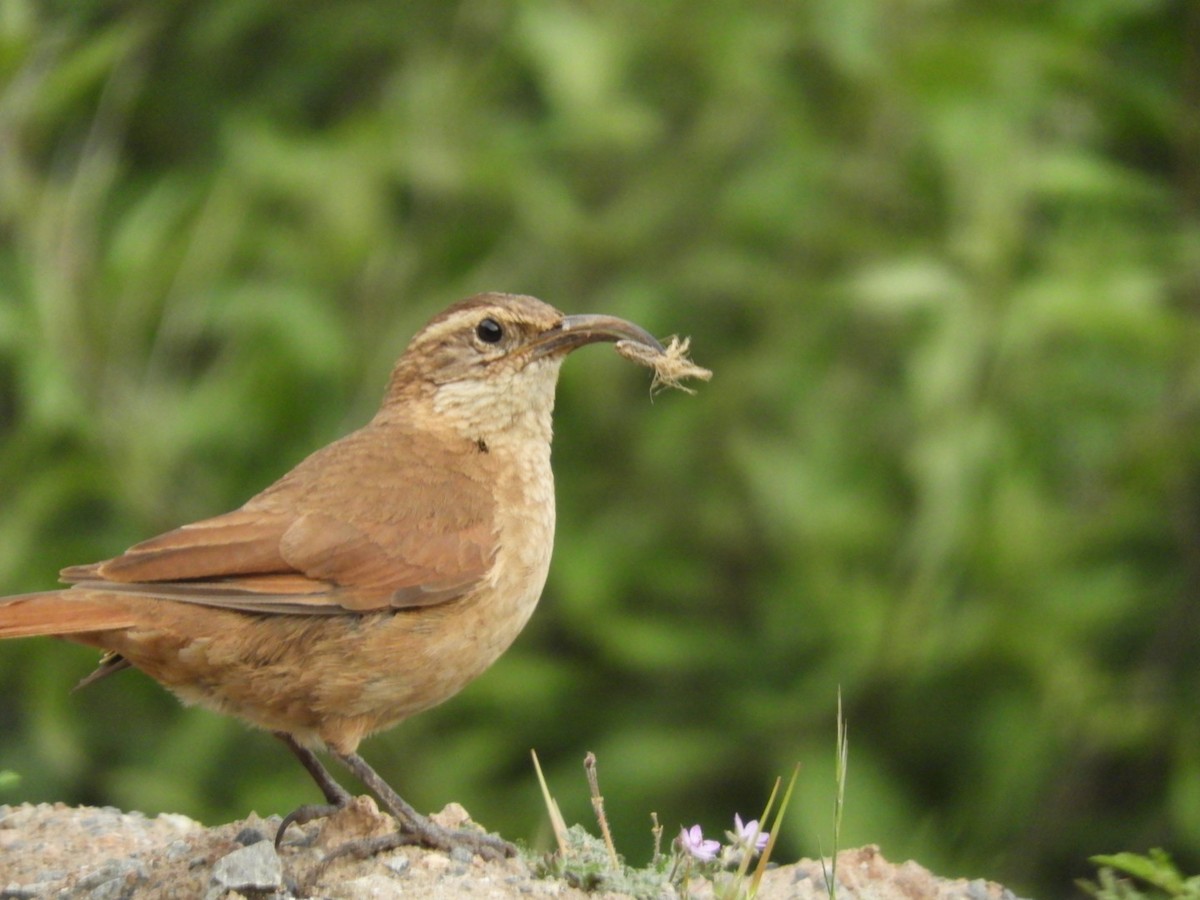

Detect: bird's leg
[274,736,515,861]
[279,733,352,805]
[331,749,517,861]
[274,732,354,848]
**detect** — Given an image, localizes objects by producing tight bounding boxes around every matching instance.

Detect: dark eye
[476,317,504,344]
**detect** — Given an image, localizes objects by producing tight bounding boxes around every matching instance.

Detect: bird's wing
[60,427,498,615]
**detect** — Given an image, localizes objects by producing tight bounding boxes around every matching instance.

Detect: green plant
[1079,850,1200,900]
[532,749,799,900]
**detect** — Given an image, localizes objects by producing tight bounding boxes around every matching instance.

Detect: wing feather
[55,425,499,616]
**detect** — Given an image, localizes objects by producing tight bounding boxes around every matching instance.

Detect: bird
[0,292,687,860]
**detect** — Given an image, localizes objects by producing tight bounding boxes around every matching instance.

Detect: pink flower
[730,814,769,854]
[678,824,721,862]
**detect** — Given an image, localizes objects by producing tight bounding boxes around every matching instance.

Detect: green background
[1,2,1197,896]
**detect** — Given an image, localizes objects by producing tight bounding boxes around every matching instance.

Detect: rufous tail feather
[0,593,136,639]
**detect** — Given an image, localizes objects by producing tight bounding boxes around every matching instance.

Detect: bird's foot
[326,749,517,861]
[322,813,516,864]
[278,794,515,862]
[275,733,356,849]
[275,802,345,849]
[295,803,515,897]
[395,808,517,861]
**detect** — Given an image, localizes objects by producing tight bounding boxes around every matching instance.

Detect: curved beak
[529,313,665,358]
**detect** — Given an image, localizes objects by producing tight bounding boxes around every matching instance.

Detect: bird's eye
[476,317,504,344]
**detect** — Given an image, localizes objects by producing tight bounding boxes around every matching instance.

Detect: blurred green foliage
[1083,850,1200,899]
[1,1,1198,896]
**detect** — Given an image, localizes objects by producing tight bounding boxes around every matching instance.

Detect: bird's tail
[0,591,136,639]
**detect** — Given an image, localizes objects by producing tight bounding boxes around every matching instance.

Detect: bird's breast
[477,438,556,653]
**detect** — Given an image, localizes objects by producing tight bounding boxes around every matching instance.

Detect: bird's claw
[276,802,346,848]
[319,822,516,865]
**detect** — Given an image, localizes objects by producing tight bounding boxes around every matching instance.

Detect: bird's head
[380,293,663,443]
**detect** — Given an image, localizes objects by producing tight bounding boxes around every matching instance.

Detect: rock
[78,858,149,899]
[0,804,1030,900]
[207,840,283,899]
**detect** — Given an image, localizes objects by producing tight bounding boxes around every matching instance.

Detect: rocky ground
[0,801,1030,899]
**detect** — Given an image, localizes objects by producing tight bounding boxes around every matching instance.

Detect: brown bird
[0,292,686,860]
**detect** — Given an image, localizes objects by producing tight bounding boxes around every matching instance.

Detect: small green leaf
[1090,850,1186,895]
